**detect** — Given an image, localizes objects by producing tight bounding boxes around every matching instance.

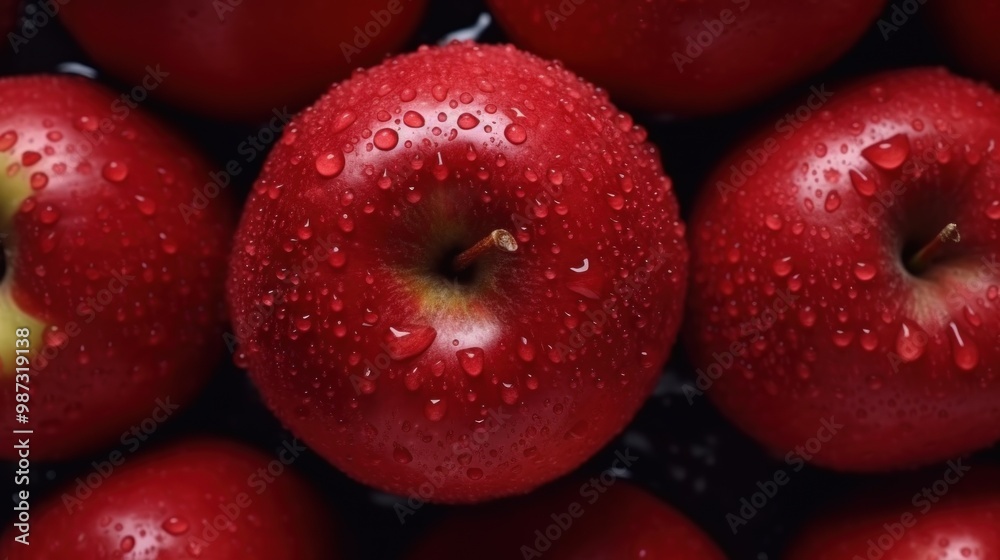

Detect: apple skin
[485,0,885,115]
[227,42,689,503]
[0,0,16,40]
[931,0,1000,88]
[406,480,725,559]
[0,75,235,460]
[0,438,342,559]
[786,465,1000,560]
[686,67,1000,471]
[60,0,428,121]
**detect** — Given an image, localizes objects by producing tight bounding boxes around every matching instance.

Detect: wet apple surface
[1,2,999,559]
[227,42,689,503]
[686,68,1000,472]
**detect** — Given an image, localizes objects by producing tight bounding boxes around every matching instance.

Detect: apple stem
[453,229,518,272]
[908,223,960,274]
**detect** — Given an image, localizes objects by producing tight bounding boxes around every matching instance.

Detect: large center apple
[687,67,1000,471]
[228,42,689,503]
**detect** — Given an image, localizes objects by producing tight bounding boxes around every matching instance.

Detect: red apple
[0,0,16,40]
[407,480,725,559]
[931,0,1000,88]
[0,75,235,460]
[227,42,689,503]
[786,464,1000,560]
[0,438,342,559]
[485,0,885,115]
[686,67,1000,471]
[60,0,428,121]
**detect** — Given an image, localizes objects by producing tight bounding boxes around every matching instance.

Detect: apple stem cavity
[908,222,960,274]
[453,229,518,272]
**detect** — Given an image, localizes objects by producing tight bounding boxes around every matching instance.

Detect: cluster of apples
[1,0,999,558]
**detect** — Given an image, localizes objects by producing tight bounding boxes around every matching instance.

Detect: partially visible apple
[407,480,725,559]
[931,0,1000,88]
[0,438,343,559]
[60,0,428,121]
[787,464,1000,559]
[228,42,689,502]
[686,67,1000,471]
[486,0,885,115]
[0,0,16,42]
[0,75,235,460]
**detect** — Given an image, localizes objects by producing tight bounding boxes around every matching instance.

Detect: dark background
[2,1,998,558]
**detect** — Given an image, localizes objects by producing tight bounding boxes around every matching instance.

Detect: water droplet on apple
[824,191,842,212]
[772,257,793,277]
[765,214,783,231]
[331,110,357,133]
[102,160,128,182]
[162,516,189,535]
[295,316,312,332]
[0,130,17,151]
[457,347,485,377]
[861,133,910,170]
[120,536,135,552]
[963,306,982,327]
[504,123,527,144]
[424,398,446,421]
[517,338,536,362]
[384,325,437,360]
[132,195,156,216]
[466,467,484,480]
[853,262,877,281]
[457,113,480,130]
[606,191,625,210]
[859,328,878,351]
[315,151,345,177]
[431,84,448,102]
[500,381,519,404]
[895,319,928,362]
[832,329,854,347]
[849,169,877,197]
[947,322,979,371]
[566,258,603,299]
[21,150,41,166]
[29,171,48,190]
[987,200,1000,220]
[403,111,425,128]
[393,445,413,464]
[338,214,354,233]
[38,204,60,225]
[374,128,399,150]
